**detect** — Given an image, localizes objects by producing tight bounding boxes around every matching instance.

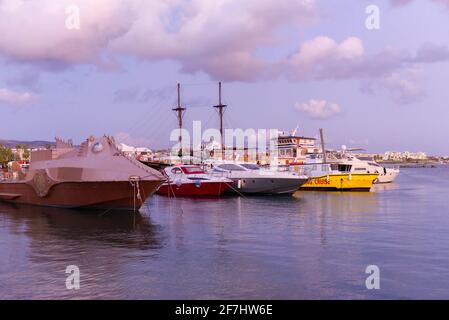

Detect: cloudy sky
[0,0,448,153]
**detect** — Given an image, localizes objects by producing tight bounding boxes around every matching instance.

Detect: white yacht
[343,156,400,184]
[307,152,400,184]
[211,162,309,195]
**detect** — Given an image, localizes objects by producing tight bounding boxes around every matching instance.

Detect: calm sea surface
[1,167,449,299]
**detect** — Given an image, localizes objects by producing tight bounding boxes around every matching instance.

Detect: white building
[383,151,427,161]
[276,135,317,165]
[119,143,153,162]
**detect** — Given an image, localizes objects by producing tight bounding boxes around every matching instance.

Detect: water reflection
[0,203,162,250]
[0,203,164,299]
[2,169,449,299]
[294,190,379,215]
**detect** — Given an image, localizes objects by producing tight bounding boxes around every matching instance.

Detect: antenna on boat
[172,83,186,158]
[319,128,327,163]
[213,82,227,160]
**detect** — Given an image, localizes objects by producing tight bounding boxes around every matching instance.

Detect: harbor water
[1,167,449,299]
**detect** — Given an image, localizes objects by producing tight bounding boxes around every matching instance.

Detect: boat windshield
[181,166,205,174]
[217,164,245,171]
[240,164,260,170]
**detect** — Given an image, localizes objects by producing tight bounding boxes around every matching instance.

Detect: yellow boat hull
[300,173,379,191]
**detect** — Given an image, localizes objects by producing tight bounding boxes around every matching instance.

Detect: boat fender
[326,175,330,182]
[237,179,242,189]
[175,179,182,188]
[194,180,201,188]
[349,174,352,181]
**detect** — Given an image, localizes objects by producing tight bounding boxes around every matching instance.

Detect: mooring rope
[224,181,247,199]
[129,176,144,213]
[159,169,184,215]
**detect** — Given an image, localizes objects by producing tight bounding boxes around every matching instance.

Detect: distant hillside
[0,139,54,148]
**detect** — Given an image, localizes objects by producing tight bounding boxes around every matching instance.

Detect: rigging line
[185,104,215,109]
[121,104,171,144]
[181,82,217,87]
[150,115,177,134]
[125,93,176,136]
[122,93,172,133]
[223,116,235,131]
[139,120,176,148]
[141,110,176,136]
[155,109,215,150]
[134,84,218,138]
[125,119,168,148]
[225,112,248,131]
[201,109,218,134]
[138,99,192,148]
[126,100,176,144]
[128,91,177,133]
[133,104,174,138]
[143,96,180,134]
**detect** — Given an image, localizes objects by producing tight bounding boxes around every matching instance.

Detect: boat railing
[205,163,309,176]
[271,164,308,175]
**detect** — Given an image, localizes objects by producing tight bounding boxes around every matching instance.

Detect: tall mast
[319,128,327,163]
[172,83,186,158]
[213,82,227,160]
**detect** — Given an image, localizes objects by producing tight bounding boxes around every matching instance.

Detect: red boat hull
[156,181,230,197]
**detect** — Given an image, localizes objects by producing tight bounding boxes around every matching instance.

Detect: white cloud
[434,0,449,7]
[0,0,317,80]
[0,88,37,105]
[288,36,363,67]
[294,99,341,119]
[381,71,425,104]
[0,0,132,64]
[390,0,449,7]
[0,0,447,106]
[111,0,318,81]
[284,36,449,82]
[283,37,449,105]
[361,69,425,105]
[284,36,365,80]
[414,43,449,63]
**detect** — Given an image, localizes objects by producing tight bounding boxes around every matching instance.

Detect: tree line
[0,144,30,165]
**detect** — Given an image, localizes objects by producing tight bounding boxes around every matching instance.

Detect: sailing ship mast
[213,82,227,160]
[172,83,186,158]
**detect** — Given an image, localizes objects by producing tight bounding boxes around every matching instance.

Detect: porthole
[92,142,104,153]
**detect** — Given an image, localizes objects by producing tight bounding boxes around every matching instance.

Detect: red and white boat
[156,165,232,197]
